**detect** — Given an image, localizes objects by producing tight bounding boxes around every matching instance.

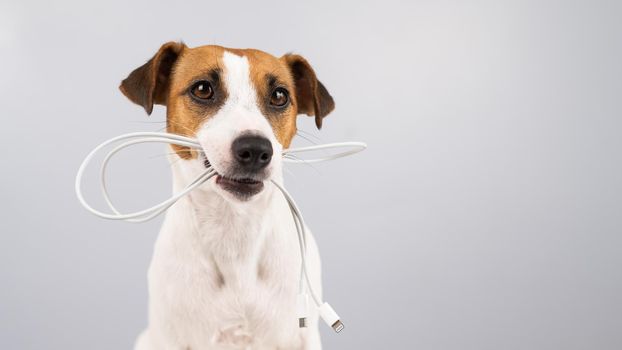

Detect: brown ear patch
[119,42,186,114]
[282,54,335,129]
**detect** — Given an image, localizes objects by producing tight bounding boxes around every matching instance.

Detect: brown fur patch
[166,46,228,159]
[244,49,299,148]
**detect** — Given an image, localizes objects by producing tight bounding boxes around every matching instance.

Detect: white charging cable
[75,131,366,332]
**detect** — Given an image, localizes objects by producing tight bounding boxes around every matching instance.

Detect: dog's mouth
[203,154,265,198]
[215,175,264,197]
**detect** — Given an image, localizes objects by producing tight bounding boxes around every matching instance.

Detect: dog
[119,42,335,350]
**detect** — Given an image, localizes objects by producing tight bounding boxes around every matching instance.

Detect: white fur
[134,52,323,349]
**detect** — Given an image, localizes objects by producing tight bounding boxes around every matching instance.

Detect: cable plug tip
[331,320,344,333]
[318,302,343,333]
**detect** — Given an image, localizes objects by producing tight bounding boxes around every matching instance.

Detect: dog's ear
[282,54,335,129]
[119,41,186,115]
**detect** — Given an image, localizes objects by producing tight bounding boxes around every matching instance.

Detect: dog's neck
[165,157,285,287]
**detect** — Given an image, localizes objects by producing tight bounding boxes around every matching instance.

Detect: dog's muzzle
[207,134,274,198]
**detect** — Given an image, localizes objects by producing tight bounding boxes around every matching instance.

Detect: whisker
[297,129,321,142]
[295,132,319,146]
[284,154,321,174]
[166,120,198,135]
[147,119,198,136]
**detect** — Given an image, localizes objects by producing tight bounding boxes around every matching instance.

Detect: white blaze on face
[196,51,282,179]
[221,52,257,111]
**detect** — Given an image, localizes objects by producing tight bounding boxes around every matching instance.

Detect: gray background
[1,0,621,349]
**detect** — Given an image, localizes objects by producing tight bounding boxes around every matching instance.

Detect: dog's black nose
[231,135,273,172]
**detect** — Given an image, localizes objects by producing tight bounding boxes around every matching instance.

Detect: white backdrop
[1,0,621,349]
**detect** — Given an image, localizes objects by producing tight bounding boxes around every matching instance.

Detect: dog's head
[120,42,334,202]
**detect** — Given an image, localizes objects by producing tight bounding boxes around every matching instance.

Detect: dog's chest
[151,214,302,348]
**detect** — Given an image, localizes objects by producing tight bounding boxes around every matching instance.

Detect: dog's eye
[270,88,289,107]
[190,81,214,100]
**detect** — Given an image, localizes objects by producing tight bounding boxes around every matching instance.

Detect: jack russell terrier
[120,42,335,350]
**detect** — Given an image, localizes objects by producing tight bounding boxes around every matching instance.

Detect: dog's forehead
[172,46,293,88]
